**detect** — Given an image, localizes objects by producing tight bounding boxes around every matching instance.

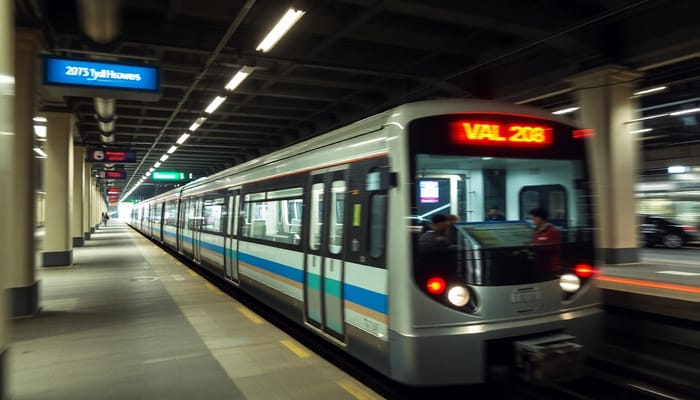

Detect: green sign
[152,171,185,181]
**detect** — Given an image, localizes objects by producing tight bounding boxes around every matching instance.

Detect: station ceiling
[16,0,700,199]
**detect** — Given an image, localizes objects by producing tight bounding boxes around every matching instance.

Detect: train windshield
[408,114,595,286]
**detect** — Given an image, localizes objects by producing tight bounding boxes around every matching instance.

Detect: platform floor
[9,222,381,400]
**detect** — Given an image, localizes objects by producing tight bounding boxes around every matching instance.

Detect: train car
[129,99,602,386]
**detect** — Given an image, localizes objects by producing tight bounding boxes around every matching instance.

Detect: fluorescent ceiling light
[33,125,47,138]
[33,147,47,157]
[225,66,254,91]
[176,132,190,145]
[205,96,227,114]
[256,8,306,52]
[633,86,667,96]
[167,145,177,154]
[149,167,155,173]
[668,165,689,174]
[33,116,47,123]
[627,113,668,123]
[189,116,207,132]
[145,172,151,177]
[154,161,161,168]
[552,106,580,115]
[160,154,169,162]
[669,107,700,116]
[630,128,653,134]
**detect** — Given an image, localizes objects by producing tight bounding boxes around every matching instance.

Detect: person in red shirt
[529,207,562,272]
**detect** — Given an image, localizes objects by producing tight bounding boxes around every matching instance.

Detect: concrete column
[0,0,14,395]
[72,146,85,247]
[92,179,98,231]
[83,161,91,240]
[569,65,642,264]
[42,112,74,267]
[7,29,41,317]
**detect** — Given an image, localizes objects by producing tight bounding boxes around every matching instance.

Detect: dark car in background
[639,215,700,248]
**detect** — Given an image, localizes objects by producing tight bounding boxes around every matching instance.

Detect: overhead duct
[78,0,121,143]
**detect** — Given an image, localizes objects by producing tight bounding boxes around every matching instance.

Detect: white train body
[130,99,602,385]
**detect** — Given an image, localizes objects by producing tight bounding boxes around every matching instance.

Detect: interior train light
[447,286,470,307]
[426,277,446,295]
[33,147,47,158]
[560,274,581,293]
[176,132,190,145]
[204,96,227,114]
[669,107,700,116]
[574,264,595,278]
[256,8,306,53]
[451,121,552,147]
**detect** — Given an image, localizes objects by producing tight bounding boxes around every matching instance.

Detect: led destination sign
[90,150,137,163]
[106,187,121,195]
[451,121,553,147]
[98,170,127,179]
[44,57,159,92]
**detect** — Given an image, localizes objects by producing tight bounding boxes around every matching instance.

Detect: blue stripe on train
[175,234,388,315]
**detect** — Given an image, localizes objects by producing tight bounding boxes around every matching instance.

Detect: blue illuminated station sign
[43,56,161,101]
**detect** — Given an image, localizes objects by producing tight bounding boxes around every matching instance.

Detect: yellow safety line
[205,282,224,296]
[188,269,198,278]
[337,379,381,400]
[238,307,264,324]
[279,339,311,359]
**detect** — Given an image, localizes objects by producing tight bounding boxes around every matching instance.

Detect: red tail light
[682,225,697,233]
[574,264,595,278]
[426,277,446,294]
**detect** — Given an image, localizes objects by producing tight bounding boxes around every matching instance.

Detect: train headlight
[447,286,470,307]
[559,274,581,293]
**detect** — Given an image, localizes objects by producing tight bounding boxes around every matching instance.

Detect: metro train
[129,99,602,386]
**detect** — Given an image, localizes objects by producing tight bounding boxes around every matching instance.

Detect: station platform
[597,255,700,303]
[8,222,381,400]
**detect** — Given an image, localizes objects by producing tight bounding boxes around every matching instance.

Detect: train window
[328,181,346,255]
[202,196,225,234]
[368,194,387,259]
[185,198,197,230]
[164,201,178,226]
[309,183,324,250]
[242,187,304,245]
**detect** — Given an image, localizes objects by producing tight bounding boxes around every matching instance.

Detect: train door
[180,197,195,256]
[224,189,241,283]
[192,197,204,263]
[304,168,348,340]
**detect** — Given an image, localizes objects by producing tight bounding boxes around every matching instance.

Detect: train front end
[388,103,603,386]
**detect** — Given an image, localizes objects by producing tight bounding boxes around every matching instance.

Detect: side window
[164,201,178,226]
[328,180,346,255]
[309,183,324,250]
[242,188,304,246]
[202,196,225,233]
[369,194,387,259]
[185,198,196,230]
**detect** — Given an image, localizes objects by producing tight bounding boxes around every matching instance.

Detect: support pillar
[42,112,74,267]
[72,146,85,247]
[0,0,14,395]
[7,29,41,317]
[569,65,642,264]
[83,161,91,240]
